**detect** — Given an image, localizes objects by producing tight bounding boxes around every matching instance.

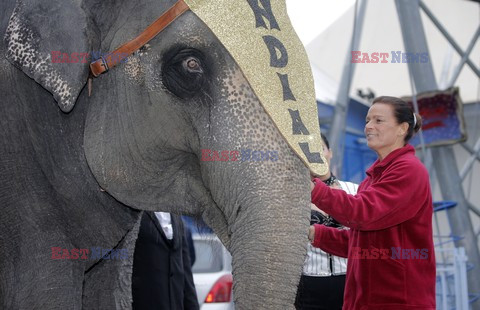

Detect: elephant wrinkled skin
[0,0,311,309]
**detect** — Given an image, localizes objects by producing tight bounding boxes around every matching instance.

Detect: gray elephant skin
[0,0,312,309]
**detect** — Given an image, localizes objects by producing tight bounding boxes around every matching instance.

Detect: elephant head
[2,0,326,308]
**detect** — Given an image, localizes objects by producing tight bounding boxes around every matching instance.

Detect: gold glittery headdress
[185,0,327,174]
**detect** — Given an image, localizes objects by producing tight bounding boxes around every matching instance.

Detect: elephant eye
[184,57,202,73]
[162,48,209,99]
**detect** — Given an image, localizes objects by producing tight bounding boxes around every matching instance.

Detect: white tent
[305,0,480,103]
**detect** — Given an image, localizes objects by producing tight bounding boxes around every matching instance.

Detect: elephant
[0,0,317,309]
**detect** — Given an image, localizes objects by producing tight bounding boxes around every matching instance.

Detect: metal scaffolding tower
[329,0,480,308]
[395,2,480,307]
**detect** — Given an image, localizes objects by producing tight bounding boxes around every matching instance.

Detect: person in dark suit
[132,211,199,310]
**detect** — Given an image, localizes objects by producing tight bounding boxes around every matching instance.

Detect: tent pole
[419,0,480,79]
[448,25,480,87]
[460,137,480,181]
[461,142,480,162]
[329,0,367,177]
[395,1,480,308]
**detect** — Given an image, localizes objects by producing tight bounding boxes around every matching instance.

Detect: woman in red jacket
[309,96,435,310]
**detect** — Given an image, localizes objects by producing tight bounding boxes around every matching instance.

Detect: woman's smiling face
[364,103,408,160]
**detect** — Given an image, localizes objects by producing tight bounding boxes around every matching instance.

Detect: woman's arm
[310,224,349,258]
[311,160,430,231]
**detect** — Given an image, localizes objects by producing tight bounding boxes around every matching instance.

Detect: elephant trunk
[200,157,311,309]
[230,186,310,309]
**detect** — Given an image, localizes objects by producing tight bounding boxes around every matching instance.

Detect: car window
[192,239,224,273]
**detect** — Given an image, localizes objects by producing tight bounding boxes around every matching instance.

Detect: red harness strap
[89,0,190,78]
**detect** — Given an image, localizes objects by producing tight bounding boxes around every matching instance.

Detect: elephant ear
[4,0,94,112]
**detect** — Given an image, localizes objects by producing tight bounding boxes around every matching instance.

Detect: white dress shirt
[154,212,174,240]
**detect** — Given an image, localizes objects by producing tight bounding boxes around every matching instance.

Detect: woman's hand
[308,225,316,243]
[311,203,327,216]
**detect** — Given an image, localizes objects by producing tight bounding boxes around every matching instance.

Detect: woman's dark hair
[320,133,330,150]
[372,96,423,142]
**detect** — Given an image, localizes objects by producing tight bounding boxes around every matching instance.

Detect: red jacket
[311,144,435,310]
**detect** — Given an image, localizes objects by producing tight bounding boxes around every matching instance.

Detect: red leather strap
[89,0,189,77]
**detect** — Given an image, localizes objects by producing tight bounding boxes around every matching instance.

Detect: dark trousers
[295,274,346,310]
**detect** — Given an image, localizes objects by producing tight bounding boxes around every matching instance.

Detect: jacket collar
[366,144,415,177]
[146,211,180,249]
